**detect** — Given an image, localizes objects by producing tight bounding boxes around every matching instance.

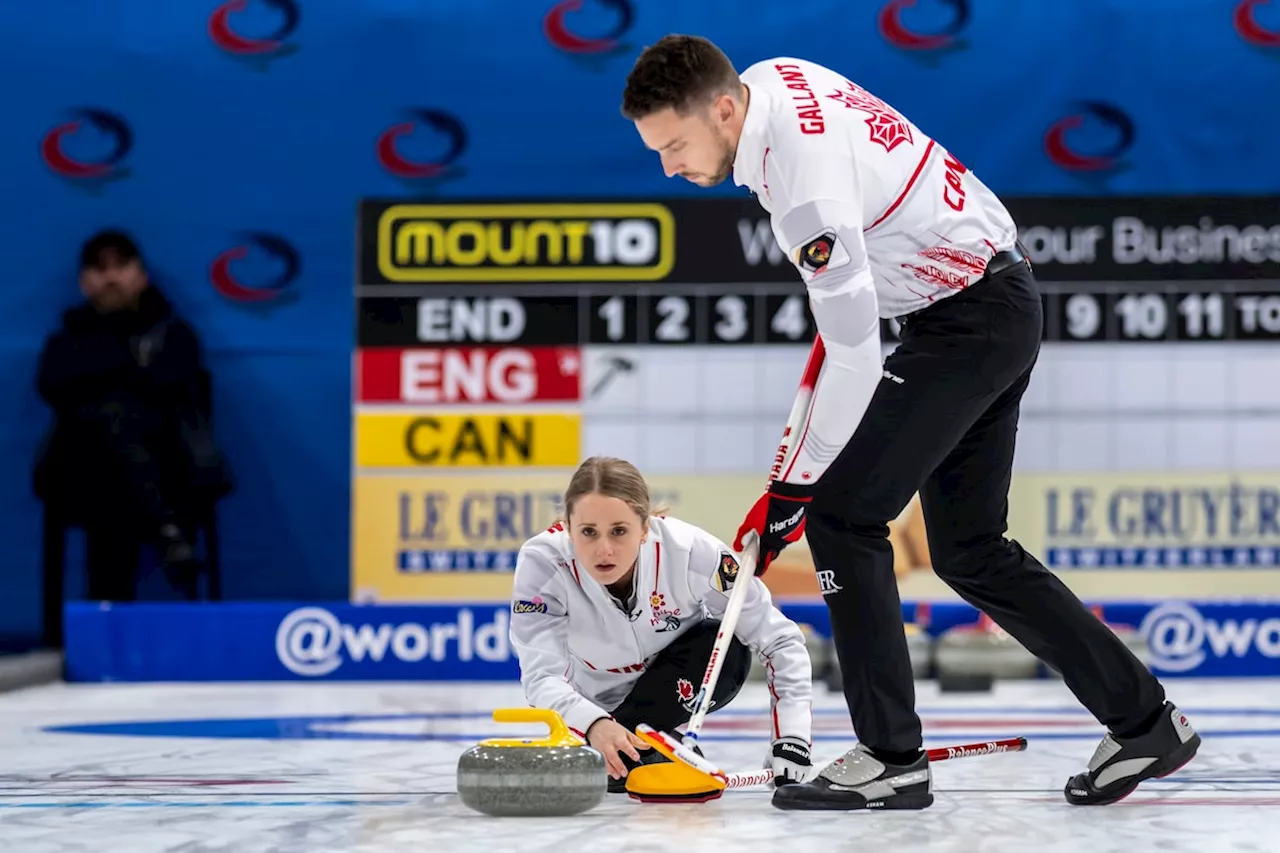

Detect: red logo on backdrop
[1235,0,1280,47]
[376,109,468,181]
[208,0,301,59]
[877,0,970,52]
[209,233,301,308]
[357,347,582,404]
[543,0,633,54]
[1043,102,1136,173]
[41,109,133,183]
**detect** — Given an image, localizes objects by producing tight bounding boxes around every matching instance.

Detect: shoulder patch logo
[512,597,548,614]
[713,552,740,592]
[797,233,835,273]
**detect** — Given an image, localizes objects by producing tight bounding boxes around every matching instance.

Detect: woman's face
[568,493,648,586]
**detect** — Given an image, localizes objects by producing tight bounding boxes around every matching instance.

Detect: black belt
[981,240,1031,280]
[895,241,1031,328]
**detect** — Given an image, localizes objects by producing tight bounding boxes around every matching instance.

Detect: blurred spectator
[32,230,233,601]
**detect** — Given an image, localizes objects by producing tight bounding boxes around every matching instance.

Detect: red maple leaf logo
[676,678,695,701]
[826,81,914,153]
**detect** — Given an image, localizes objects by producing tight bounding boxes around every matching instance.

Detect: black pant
[609,619,752,734]
[808,263,1167,754]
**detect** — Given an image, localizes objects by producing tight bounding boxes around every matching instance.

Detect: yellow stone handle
[483,707,584,748]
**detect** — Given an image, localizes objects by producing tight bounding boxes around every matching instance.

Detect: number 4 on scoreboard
[764,294,812,343]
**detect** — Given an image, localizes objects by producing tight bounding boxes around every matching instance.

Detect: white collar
[732,82,771,190]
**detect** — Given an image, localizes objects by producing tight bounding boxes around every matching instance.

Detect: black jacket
[32,285,234,514]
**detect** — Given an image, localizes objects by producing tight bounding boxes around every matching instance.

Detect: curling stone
[935,613,1038,688]
[905,623,934,679]
[825,623,928,693]
[800,623,831,680]
[1044,615,1150,679]
[751,623,830,682]
[456,708,606,817]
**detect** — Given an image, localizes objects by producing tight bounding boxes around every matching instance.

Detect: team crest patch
[713,552,740,592]
[797,233,835,272]
[512,597,548,614]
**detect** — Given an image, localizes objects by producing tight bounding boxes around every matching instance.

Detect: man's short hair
[80,229,141,270]
[621,34,741,120]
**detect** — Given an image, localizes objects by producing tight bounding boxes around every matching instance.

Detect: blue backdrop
[1,0,1277,645]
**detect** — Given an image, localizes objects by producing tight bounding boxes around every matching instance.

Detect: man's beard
[694,138,736,186]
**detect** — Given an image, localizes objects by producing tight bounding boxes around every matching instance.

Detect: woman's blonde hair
[562,456,668,524]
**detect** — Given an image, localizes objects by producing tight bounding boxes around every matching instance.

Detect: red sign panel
[358,347,581,404]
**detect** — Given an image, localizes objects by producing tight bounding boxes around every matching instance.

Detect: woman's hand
[586,718,652,779]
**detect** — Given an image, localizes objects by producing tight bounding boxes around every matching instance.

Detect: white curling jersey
[509,515,813,744]
[733,56,1019,319]
[729,56,1021,490]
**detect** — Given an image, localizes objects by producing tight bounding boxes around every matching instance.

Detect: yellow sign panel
[355,411,580,468]
[1006,471,1280,562]
[350,473,810,603]
[376,203,676,282]
[351,472,571,601]
[351,470,1280,604]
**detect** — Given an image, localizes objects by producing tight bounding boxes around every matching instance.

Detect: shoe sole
[772,792,934,811]
[1065,732,1201,806]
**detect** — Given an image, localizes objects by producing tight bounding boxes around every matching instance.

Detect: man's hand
[733,480,811,575]
[767,737,813,786]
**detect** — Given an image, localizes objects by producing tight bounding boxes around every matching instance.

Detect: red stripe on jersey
[570,560,581,586]
[781,401,819,482]
[764,654,781,741]
[653,541,661,589]
[865,140,936,233]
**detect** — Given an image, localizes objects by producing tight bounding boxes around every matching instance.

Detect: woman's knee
[710,638,752,709]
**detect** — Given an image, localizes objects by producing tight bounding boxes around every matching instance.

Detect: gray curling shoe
[1065,702,1200,806]
[771,743,932,811]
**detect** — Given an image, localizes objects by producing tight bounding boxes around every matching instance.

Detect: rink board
[62,599,1280,682]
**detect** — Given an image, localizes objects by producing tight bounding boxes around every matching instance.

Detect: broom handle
[684,336,827,742]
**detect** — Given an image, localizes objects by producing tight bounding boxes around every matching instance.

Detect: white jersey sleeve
[766,130,884,488]
[684,527,813,744]
[508,542,612,737]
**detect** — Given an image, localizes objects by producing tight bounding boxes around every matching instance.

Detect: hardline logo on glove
[768,506,806,537]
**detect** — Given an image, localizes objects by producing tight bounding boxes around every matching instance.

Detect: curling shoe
[1065,702,1200,805]
[772,743,932,811]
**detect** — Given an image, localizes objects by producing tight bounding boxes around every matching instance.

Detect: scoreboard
[357,195,1280,348]
[349,195,1280,602]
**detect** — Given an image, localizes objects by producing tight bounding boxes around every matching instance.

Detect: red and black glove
[734,480,812,575]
